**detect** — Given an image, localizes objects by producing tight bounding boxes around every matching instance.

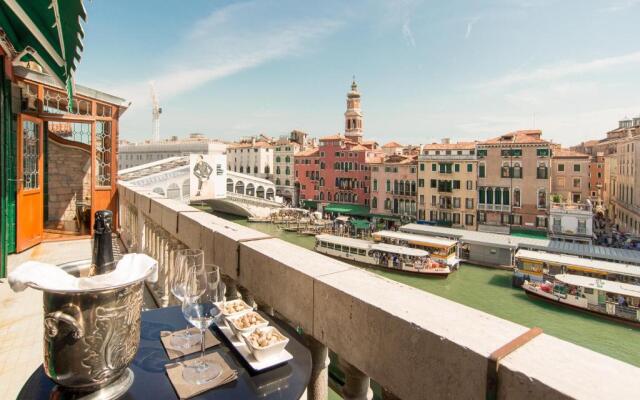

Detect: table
[18,306,312,399]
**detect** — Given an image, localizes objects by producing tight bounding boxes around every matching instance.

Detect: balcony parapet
[117,181,640,400]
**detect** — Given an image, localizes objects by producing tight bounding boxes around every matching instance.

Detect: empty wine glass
[170,249,204,349]
[182,265,224,384]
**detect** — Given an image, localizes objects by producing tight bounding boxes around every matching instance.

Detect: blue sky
[76,0,640,146]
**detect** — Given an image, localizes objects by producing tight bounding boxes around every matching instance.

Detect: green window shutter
[431,163,436,171]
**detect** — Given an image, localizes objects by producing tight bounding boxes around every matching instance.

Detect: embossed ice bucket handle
[45,311,84,339]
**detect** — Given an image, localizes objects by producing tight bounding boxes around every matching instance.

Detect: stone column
[305,335,329,400]
[340,359,373,400]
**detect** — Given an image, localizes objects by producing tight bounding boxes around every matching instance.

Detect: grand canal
[216,213,640,367]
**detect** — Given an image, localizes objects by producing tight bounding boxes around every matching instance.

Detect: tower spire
[345,78,363,142]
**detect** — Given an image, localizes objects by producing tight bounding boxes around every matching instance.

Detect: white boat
[314,234,451,277]
[522,274,640,328]
[371,230,460,270]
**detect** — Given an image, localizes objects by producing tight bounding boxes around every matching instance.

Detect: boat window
[328,243,335,249]
[321,241,327,248]
[358,249,366,256]
[350,247,358,254]
[334,245,341,251]
[583,288,594,295]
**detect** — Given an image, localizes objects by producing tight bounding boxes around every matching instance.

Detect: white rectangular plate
[215,322,293,371]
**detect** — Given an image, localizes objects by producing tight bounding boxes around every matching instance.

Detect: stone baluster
[305,335,329,400]
[339,358,373,400]
[237,285,257,308]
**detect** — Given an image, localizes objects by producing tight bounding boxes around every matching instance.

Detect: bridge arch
[153,187,165,196]
[266,188,274,200]
[256,186,265,198]
[226,178,234,192]
[167,183,181,200]
[246,183,255,196]
[235,181,245,194]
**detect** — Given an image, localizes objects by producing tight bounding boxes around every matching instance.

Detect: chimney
[441,138,450,145]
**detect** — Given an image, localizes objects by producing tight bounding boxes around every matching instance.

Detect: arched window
[399,199,405,214]
[285,179,290,186]
[239,166,244,173]
[320,192,324,200]
[386,180,391,192]
[394,180,399,194]
[373,179,378,191]
[538,189,546,208]
[254,166,258,174]
[503,188,510,205]
[256,186,265,198]
[487,188,494,204]
[399,180,405,195]
[353,194,358,203]
[235,181,245,194]
[479,187,486,204]
[320,162,325,169]
[275,178,281,185]
[411,181,416,195]
[372,197,378,208]
[285,166,290,175]
[246,183,255,196]
[266,188,274,200]
[276,156,281,163]
[495,188,502,205]
[385,198,392,210]
[513,188,521,207]
[411,200,416,214]
[276,166,281,175]
[264,166,270,174]
[513,163,522,178]
[319,178,325,187]
[285,156,290,163]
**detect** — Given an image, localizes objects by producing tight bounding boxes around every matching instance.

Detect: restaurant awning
[350,219,371,230]
[324,203,370,217]
[0,0,87,105]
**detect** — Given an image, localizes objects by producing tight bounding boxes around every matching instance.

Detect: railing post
[305,335,329,400]
[339,358,373,400]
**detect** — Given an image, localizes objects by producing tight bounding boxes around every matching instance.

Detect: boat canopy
[516,249,640,279]
[373,230,457,248]
[555,274,640,298]
[315,234,371,250]
[370,243,429,257]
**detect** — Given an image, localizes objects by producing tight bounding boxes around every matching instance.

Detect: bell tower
[344,77,363,143]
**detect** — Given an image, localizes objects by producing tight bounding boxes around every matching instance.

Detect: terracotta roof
[481,130,548,145]
[228,141,273,149]
[350,144,368,151]
[320,134,344,141]
[553,148,590,159]
[423,141,477,150]
[294,147,319,157]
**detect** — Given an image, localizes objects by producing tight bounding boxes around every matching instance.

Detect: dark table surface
[18,306,312,400]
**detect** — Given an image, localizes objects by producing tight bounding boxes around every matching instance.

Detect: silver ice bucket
[37,260,149,393]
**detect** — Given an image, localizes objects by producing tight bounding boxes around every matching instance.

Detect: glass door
[16,114,44,251]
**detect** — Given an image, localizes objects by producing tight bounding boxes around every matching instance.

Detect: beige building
[476,130,552,234]
[370,154,418,227]
[417,140,477,229]
[613,136,640,235]
[551,149,591,204]
[228,134,274,180]
[603,154,617,217]
[273,130,312,204]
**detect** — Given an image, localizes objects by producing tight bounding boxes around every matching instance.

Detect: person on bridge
[193,155,213,197]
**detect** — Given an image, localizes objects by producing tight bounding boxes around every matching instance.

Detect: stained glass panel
[48,121,91,145]
[22,120,40,190]
[96,121,112,186]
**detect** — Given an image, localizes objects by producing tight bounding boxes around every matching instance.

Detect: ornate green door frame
[0,56,17,278]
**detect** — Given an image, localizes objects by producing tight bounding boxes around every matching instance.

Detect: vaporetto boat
[371,230,460,270]
[314,234,452,277]
[522,274,640,328]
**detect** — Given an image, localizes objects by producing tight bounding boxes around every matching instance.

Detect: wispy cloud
[464,17,480,39]
[402,19,416,47]
[602,0,640,12]
[108,1,342,112]
[476,50,640,89]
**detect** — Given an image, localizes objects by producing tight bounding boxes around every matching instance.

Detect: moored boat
[314,234,451,277]
[371,230,460,270]
[522,274,640,328]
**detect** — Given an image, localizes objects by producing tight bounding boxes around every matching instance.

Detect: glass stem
[200,328,206,367]
[185,324,191,338]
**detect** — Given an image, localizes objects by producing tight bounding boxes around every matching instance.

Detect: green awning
[324,203,370,217]
[370,213,401,221]
[350,219,371,230]
[301,199,318,209]
[0,0,87,106]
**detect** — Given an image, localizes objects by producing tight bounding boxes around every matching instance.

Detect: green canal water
[217,213,640,367]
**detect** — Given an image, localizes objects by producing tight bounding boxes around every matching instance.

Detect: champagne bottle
[89,210,116,276]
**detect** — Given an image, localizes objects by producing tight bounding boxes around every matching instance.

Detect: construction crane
[150,81,162,142]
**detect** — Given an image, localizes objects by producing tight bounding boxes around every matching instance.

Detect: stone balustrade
[118,182,640,400]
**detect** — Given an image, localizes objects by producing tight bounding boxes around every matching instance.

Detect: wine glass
[170,249,204,349]
[181,265,224,384]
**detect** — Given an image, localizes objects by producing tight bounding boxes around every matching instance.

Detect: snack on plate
[232,312,266,330]
[247,328,286,348]
[223,301,247,315]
